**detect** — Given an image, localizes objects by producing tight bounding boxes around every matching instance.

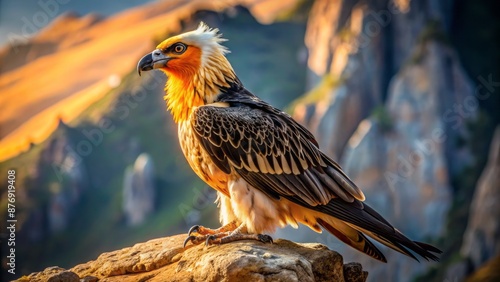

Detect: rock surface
[465,255,500,282]
[18,234,367,282]
[122,153,156,226]
[38,120,89,235]
[461,126,500,269]
[289,0,476,281]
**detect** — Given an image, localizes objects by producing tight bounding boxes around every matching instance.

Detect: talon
[258,234,273,244]
[205,235,216,246]
[188,225,200,236]
[183,235,196,248]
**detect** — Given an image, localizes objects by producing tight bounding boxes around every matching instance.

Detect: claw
[183,235,197,248]
[188,225,200,236]
[258,234,273,244]
[205,235,216,246]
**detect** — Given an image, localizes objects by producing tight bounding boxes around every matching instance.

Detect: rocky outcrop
[292,0,464,160]
[343,39,474,239]
[122,153,156,226]
[293,0,383,159]
[242,0,300,24]
[39,120,89,234]
[19,235,368,282]
[461,126,500,269]
[337,40,472,281]
[465,255,500,282]
[288,0,477,281]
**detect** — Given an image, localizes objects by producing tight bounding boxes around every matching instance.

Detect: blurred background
[0,0,499,281]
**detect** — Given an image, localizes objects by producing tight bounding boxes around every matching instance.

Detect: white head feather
[177,22,230,68]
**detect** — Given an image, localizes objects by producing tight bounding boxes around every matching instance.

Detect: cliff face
[461,126,500,269]
[122,153,156,226]
[340,40,471,281]
[293,0,466,161]
[19,235,367,282]
[29,121,90,236]
[290,0,477,281]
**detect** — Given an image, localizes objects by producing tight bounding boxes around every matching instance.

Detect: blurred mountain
[0,0,230,161]
[455,126,500,281]
[339,39,470,281]
[0,0,156,45]
[123,153,156,226]
[0,0,498,281]
[0,0,307,280]
[0,0,302,162]
[284,0,499,281]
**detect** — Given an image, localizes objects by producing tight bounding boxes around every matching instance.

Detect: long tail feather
[317,217,387,262]
[315,199,442,262]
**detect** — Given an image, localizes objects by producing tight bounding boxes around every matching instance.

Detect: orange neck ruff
[163,47,237,123]
[163,46,204,123]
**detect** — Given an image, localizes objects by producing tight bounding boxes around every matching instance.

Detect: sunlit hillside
[0,0,302,162]
[0,0,308,279]
[0,1,225,161]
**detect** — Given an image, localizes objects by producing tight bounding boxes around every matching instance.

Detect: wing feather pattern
[192,104,364,206]
[191,100,441,262]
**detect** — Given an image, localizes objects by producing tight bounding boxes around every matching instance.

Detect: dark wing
[191,104,365,206]
[192,101,441,262]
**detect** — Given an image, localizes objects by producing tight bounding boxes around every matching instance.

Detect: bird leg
[189,221,239,235]
[183,221,238,247]
[183,222,273,247]
[206,229,274,245]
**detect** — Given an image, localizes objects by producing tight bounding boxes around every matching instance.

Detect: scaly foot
[183,222,273,247]
[205,232,273,245]
[183,221,238,247]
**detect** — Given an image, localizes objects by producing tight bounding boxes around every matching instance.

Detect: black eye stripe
[165,42,187,54]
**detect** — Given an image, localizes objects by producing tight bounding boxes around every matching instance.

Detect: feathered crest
[192,22,228,51]
[176,22,230,66]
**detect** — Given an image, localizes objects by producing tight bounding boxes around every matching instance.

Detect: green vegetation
[417,19,450,45]
[338,27,357,43]
[222,8,307,110]
[415,0,500,279]
[407,19,450,66]
[286,75,341,113]
[274,0,315,22]
[370,105,393,132]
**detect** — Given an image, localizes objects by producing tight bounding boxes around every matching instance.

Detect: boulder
[18,234,368,282]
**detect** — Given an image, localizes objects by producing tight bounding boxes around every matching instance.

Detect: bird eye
[173,43,187,54]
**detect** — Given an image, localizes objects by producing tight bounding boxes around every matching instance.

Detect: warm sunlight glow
[348,119,371,148]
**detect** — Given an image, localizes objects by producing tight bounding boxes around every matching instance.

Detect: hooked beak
[137,49,171,76]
